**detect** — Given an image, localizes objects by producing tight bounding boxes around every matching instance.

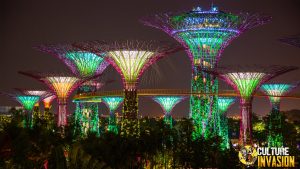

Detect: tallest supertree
[141,6,271,139]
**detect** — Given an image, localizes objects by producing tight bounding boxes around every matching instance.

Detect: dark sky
[1,0,300,118]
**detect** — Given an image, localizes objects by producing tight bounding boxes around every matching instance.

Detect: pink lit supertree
[209,65,297,146]
[76,40,181,137]
[18,71,83,129]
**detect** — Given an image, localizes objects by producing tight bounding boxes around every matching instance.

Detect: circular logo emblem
[238,145,258,166]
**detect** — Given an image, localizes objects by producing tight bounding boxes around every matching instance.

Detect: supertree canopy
[43,95,56,110]
[19,71,82,128]
[152,96,185,128]
[75,40,180,137]
[217,97,236,149]
[102,97,124,134]
[35,43,109,78]
[279,35,300,48]
[218,97,236,114]
[260,82,300,147]
[141,5,271,140]
[212,65,297,146]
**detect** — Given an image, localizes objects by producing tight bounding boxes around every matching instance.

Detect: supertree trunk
[25,110,33,128]
[164,113,173,129]
[268,103,283,147]
[58,102,67,127]
[239,98,253,146]
[191,66,218,139]
[121,89,139,137]
[108,111,118,134]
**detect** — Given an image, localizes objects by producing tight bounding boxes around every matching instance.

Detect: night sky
[1,0,300,118]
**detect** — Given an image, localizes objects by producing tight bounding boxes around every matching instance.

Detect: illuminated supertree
[73,81,105,137]
[35,43,110,135]
[19,72,82,128]
[279,35,300,48]
[141,5,271,139]
[34,43,109,78]
[152,96,185,128]
[102,97,124,134]
[260,82,300,147]
[2,92,40,128]
[211,65,297,146]
[42,94,56,127]
[76,40,180,137]
[43,95,56,112]
[217,97,236,149]
[15,89,52,120]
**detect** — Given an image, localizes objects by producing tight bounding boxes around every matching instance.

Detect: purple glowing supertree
[76,40,180,137]
[18,71,83,128]
[209,65,297,146]
[279,35,300,48]
[141,5,271,139]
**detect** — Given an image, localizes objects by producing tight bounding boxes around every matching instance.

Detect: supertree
[34,43,109,78]
[76,40,180,137]
[210,65,297,146]
[217,97,236,149]
[15,89,52,119]
[279,35,300,48]
[260,82,300,147]
[35,43,110,134]
[19,71,82,128]
[72,81,105,137]
[43,95,56,112]
[141,5,271,140]
[102,96,124,134]
[42,94,56,127]
[152,96,185,128]
[1,92,40,128]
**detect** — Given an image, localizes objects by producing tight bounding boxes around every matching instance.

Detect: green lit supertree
[2,92,40,128]
[217,97,236,149]
[35,43,109,136]
[141,5,271,140]
[212,65,297,146]
[102,97,123,134]
[152,96,185,128]
[260,82,300,147]
[15,89,52,125]
[76,40,179,137]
